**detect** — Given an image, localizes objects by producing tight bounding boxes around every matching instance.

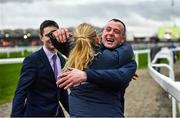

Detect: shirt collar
[43,46,57,60]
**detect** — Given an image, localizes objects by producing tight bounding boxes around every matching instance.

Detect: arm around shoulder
[116,42,134,65]
[85,60,137,90]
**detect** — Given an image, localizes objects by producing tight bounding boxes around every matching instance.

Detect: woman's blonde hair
[65,23,97,70]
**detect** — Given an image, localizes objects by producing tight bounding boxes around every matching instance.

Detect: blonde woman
[64,23,97,71]
[49,20,137,117]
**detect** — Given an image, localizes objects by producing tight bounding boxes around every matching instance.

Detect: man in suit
[11,20,69,117]
[49,19,137,117]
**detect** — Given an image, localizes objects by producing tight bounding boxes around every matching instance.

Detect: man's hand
[56,67,87,90]
[53,28,72,43]
[132,73,139,80]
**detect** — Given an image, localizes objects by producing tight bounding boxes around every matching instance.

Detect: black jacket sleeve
[85,60,137,90]
[48,32,72,57]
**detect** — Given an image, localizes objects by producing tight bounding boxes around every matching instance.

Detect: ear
[122,34,126,42]
[39,34,43,41]
[95,36,101,45]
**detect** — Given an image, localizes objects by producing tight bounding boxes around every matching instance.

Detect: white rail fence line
[0,47,149,65]
[1,46,180,65]
[0,58,24,64]
[0,47,180,65]
[0,46,41,57]
[148,47,180,118]
[0,47,142,65]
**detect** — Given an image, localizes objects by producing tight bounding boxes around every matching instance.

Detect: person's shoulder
[116,42,132,50]
[24,48,42,62]
[122,42,132,47]
[29,48,42,57]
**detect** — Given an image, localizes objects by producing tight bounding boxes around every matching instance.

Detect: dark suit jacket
[11,48,69,117]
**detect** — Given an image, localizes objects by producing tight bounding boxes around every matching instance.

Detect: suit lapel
[39,48,60,101]
[57,53,66,68]
[39,48,56,82]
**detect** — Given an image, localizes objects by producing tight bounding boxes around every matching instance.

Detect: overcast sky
[0,0,180,36]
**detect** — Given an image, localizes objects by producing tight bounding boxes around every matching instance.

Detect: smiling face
[102,20,125,49]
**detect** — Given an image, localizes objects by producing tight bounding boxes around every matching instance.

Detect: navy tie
[52,54,58,80]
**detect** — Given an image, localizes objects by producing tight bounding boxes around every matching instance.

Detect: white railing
[0,58,24,64]
[148,47,180,118]
[0,46,41,57]
[0,47,180,65]
[0,47,149,65]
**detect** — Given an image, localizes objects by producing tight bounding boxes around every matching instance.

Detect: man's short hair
[40,20,59,36]
[109,19,126,35]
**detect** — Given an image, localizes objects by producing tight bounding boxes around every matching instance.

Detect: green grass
[137,53,148,69]
[137,50,180,69]
[176,51,180,61]
[0,64,22,105]
[0,50,32,59]
[0,51,32,105]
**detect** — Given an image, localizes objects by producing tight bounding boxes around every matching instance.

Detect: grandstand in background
[0,26,180,47]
